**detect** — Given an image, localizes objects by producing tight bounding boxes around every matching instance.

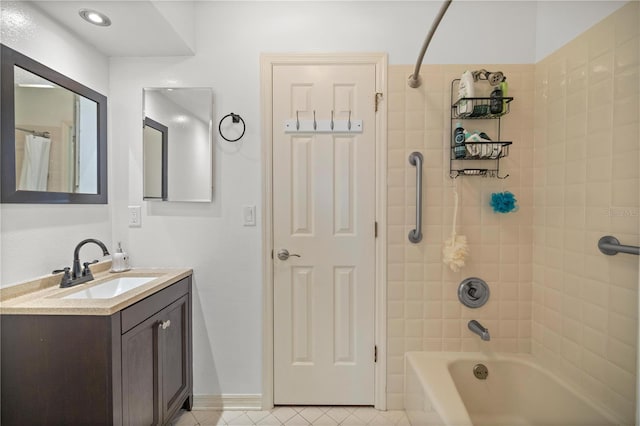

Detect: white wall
[0,1,111,286]
[110,55,255,395]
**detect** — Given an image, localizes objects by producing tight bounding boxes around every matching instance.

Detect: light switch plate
[243,205,256,226]
[128,205,141,227]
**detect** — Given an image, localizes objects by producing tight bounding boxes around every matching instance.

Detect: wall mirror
[143,88,213,203]
[0,44,107,204]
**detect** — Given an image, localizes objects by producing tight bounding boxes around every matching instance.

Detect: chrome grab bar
[408,152,423,243]
[598,236,640,256]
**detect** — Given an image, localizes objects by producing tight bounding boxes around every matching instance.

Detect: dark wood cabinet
[121,293,191,425]
[1,275,193,426]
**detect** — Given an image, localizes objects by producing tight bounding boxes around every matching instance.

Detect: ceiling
[32,1,195,57]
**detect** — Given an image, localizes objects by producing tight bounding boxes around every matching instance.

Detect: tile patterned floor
[171,406,410,426]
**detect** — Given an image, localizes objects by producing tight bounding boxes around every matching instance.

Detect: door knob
[277,249,301,261]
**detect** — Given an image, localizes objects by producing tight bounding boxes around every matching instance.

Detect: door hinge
[374,221,378,238]
[271,249,274,259]
[375,92,383,112]
[374,345,378,363]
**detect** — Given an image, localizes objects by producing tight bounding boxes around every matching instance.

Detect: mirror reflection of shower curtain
[61,121,75,192]
[18,134,51,191]
[76,96,98,193]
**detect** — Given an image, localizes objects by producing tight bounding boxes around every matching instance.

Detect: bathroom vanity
[0,264,193,426]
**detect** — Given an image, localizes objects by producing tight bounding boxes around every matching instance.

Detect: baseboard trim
[193,394,263,411]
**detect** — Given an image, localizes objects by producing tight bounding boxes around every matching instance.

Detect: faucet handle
[53,267,73,288]
[82,260,99,277]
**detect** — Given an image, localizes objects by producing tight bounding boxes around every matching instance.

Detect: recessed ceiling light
[78,9,111,27]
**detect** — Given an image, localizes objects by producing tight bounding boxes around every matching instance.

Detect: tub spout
[468,320,490,341]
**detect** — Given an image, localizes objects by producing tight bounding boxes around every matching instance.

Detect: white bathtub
[405,352,621,426]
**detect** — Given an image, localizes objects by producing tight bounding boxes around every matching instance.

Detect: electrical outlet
[128,205,141,227]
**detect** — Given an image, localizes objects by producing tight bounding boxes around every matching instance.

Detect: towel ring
[218,113,246,142]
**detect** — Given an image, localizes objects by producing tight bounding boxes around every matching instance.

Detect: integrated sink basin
[62,276,157,299]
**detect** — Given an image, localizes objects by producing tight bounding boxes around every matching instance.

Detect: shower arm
[408,0,453,88]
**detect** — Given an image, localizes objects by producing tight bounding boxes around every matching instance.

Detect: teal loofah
[490,191,518,213]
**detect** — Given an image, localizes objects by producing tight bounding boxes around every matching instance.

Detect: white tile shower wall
[532,3,639,423]
[387,64,535,409]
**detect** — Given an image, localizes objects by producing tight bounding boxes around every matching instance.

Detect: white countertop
[0,261,192,315]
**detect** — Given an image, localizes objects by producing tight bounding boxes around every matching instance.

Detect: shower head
[473,69,505,86]
[487,71,504,86]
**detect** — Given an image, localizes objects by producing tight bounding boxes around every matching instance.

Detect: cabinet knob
[160,320,171,330]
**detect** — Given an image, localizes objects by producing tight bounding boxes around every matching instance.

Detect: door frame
[260,53,388,410]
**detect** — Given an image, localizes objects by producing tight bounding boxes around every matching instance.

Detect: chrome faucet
[54,239,110,288]
[468,320,490,341]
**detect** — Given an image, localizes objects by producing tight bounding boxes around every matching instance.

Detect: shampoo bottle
[490,84,503,114]
[453,122,466,159]
[457,71,475,117]
[500,78,508,113]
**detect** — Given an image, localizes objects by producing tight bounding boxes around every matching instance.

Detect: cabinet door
[160,294,191,421]
[121,312,162,426]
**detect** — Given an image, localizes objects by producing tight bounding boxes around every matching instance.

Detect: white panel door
[272,63,376,405]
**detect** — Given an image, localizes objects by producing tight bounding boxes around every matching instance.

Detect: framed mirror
[143,88,213,202]
[0,44,108,204]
